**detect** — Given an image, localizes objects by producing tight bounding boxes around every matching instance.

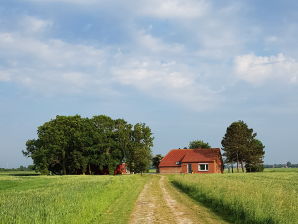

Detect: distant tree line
[0,165,34,171]
[264,162,298,168]
[23,115,153,175]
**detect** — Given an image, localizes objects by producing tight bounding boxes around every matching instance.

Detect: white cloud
[0,31,107,94]
[195,28,242,59]
[265,36,279,44]
[112,59,219,109]
[27,0,209,19]
[26,0,100,4]
[0,71,11,81]
[20,16,53,33]
[136,30,184,54]
[139,0,209,19]
[0,29,219,109]
[234,53,298,84]
[0,5,235,110]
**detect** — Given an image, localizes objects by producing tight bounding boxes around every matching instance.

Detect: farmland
[1,169,297,224]
[170,169,298,224]
[0,173,148,224]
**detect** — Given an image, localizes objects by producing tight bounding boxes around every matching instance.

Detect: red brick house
[159,148,224,174]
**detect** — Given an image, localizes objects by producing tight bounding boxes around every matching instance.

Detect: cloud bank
[234,53,298,84]
[1,1,298,111]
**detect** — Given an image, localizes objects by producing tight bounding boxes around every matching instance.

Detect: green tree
[221,120,265,172]
[127,123,153,174]
[23,139,49,174]
[27,165,35,170]
[189,140,211,149]
[286,161,292,168]
[133,147,152,174]
[23,115,90,175]
[245,139,265,172]
[89,115,121,174]
[152,154,164,173]
[23,115,154,175]
[113,118,133,163]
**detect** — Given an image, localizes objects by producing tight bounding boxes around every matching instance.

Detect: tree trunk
[231,163,234,173]
[236,152,239,173]
[88,164,91,175]
[62,151,66,175]
[63,162,66,175]
[236,160,239,173]
[240,161,244,173]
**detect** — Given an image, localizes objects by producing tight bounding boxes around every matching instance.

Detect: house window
[198,163,209,171]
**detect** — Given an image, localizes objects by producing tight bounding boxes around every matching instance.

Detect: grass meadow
[170,169,298,224]
[0,173,148,224]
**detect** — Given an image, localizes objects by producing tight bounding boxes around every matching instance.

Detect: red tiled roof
[159,148,221,167]
[159,149,189,167]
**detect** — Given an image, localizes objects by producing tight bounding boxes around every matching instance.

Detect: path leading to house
[129,175,230,224]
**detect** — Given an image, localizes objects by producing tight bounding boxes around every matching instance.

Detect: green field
[1,169,298,224]
[264,167,298,172]
[0,173,148,224]
[170,170,298,224]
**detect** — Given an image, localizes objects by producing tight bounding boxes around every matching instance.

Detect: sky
[1,0,298,168]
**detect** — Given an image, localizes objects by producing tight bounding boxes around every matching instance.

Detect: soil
[129,175,230,224]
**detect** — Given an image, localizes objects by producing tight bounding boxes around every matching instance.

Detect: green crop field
[264,168,298,172]
[0,172,148,224]
[170,170,298,224]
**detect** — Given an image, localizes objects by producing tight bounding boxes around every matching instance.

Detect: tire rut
[130,175,228,224]
[159,176,194,224]
[130,178,157,224]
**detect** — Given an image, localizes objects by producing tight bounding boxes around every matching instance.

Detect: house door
[187,164,192,173]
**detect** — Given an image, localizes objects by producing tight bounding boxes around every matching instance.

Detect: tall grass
[0,174,148,224]
[170,172,298,224]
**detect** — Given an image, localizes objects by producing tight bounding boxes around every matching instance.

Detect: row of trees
[264,162,298,168]
[0,165,34,172]
[23,115,153,175]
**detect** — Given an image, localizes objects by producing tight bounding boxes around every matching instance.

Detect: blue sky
[1,0,298,168]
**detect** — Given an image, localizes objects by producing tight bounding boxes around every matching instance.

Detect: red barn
[114,163,128,175]
[159,148,223,174]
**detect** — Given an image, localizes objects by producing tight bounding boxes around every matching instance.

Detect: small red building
[114,163,128,175]
[159,148,223,174]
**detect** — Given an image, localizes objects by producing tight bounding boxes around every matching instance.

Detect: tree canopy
[189,140,211,149]
[23,115,153,175]
[221,120,265,172]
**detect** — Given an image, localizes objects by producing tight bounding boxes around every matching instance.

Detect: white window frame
[198,163,209,171]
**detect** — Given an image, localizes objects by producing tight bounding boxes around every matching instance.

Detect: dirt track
[129,175,229,224]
